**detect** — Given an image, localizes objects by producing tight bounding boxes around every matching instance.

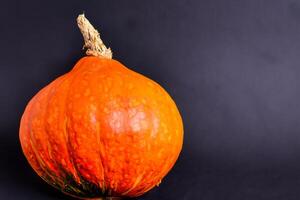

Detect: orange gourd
[19,14,183,199]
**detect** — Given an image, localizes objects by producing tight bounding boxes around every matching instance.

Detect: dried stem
[77,14,112,59]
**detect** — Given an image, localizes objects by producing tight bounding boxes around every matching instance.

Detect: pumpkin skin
[19,56,183,198]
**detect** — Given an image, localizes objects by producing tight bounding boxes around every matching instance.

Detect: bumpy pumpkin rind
[20,57,183,198]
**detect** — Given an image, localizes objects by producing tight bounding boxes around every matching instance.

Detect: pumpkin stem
[77,14,112,59]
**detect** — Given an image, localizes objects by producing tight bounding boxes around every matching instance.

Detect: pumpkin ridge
[64,58,107,195]
[43,76,69,182]
[44,73,82,185]
[63,116,86,193]
[19,96,44,178]
[62,117,81,183]
[44,63,105,197]
[27,87,63,186]
[61,64,92,187]
[64,66,89,191]
[63,73,87,191]
[64,62,91,191]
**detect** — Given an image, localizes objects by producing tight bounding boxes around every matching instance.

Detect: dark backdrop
[2,0,300,199]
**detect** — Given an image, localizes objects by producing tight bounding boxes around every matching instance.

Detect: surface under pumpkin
[19,14,183,199]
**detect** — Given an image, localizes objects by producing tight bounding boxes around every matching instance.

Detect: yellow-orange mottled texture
[19,56,183,198]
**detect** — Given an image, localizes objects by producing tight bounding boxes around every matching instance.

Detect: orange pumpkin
[19,14,183,199]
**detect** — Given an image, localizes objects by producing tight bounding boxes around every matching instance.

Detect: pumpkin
[19,14,183,199]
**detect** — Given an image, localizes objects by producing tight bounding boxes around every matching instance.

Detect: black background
[2,0,300,199]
